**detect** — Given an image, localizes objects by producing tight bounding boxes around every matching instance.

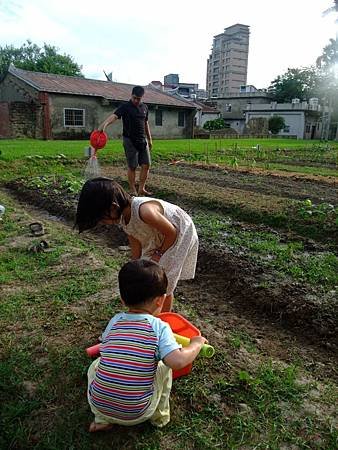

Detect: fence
[208,133,298,139]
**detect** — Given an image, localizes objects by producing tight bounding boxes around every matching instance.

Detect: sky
[0,0,337,90]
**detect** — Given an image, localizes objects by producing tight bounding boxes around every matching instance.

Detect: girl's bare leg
[161,294,173,312]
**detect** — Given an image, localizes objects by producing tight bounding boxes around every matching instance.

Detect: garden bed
[6,167,337,344]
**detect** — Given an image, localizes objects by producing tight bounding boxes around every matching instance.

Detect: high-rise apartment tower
[206,24,250,98]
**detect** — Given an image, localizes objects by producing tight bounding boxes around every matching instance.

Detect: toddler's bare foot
[89,421,113,432]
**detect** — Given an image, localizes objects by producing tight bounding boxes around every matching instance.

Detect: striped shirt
[89,313,179,421]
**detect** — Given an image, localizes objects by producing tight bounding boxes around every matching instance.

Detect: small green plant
[229,331,257,353]
[230,156,239,169]
[25,174,85,195]
[297,199,337,225]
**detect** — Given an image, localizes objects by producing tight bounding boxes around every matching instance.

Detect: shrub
[268,115,286,134]
[203,118,229,131]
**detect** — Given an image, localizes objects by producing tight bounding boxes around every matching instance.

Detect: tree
[316,38,338,140]
[268,67,320,102]
[0,40,83,77]
[268,116,285,135]
[316,38,338,70]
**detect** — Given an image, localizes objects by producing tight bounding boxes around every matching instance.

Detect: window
[155,109,162,126]
[305,124,311,133]
[225,103,232,112]
[178,111,185,127]
[64,108,85,127]
[283,125,290,132]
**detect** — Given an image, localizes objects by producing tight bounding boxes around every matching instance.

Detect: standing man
[99,86,153,196]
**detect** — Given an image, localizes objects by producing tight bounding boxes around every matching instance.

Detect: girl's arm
[139,202,177,261]
[127,234,142,259]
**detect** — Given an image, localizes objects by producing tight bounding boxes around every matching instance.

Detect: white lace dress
[121,197,198,295]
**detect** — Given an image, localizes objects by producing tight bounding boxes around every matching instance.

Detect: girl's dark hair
[74,177,131,232]
[118,260,168,306]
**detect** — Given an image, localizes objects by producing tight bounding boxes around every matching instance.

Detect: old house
[194,100,220,128]
[0,65,196,139]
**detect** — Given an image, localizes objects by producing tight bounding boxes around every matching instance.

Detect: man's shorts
[123,137,151,169]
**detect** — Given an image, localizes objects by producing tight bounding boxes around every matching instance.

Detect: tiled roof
[8,65,195,109]
[194,100,220,113]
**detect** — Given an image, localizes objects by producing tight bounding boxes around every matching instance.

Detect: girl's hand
[139,202,177,253]
[151,248,163,262]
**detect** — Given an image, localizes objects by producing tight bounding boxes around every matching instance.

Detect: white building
[245,99,324,139]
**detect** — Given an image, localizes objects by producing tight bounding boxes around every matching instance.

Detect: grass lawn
[1,138,337,178]
[0,137,337,158]
[1,191,337,449]
[0,139,337,449]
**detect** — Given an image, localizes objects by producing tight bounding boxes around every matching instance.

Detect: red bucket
[90,130,108,150]
[158,312,201,379]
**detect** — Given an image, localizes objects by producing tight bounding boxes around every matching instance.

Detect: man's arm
[145,121,152,150]
[99,113,119,132]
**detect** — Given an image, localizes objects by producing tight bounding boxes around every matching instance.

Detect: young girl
[75,177,198,312]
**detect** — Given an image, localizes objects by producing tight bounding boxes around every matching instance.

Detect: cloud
[0,0,336,89]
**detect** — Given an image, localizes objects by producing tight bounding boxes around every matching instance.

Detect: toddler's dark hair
[119,260,167,306]
[132,86,145,97]
[75,178,130,232]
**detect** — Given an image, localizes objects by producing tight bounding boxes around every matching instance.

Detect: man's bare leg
[138,164,152,196]
[161,294,173,313]
[127,168,138,195]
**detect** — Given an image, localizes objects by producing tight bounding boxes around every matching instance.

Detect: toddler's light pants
[87,358,172,427]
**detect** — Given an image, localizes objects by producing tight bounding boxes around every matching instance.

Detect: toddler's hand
[190,336,208,346]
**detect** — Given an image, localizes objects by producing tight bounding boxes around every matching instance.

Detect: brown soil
[3,188,337,384]
[152,162,338,204]
[4,162,338,374]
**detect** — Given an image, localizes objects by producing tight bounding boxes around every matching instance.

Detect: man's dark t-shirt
[114,100,148,148]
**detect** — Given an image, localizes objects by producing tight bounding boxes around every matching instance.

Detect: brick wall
[0,102,11,137]
[9,102,39,138]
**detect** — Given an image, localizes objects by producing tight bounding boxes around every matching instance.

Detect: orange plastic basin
[158,312,201,379]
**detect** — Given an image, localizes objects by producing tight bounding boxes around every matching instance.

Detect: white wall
[246,111,305,139]
[195,111,220,127]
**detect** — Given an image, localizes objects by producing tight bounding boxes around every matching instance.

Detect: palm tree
[319,1,338,140]
[318,2,338,69]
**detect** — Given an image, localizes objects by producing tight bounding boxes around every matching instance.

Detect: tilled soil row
[5,179,337,345]
[101,166,338,246]
[152,163,338,204]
